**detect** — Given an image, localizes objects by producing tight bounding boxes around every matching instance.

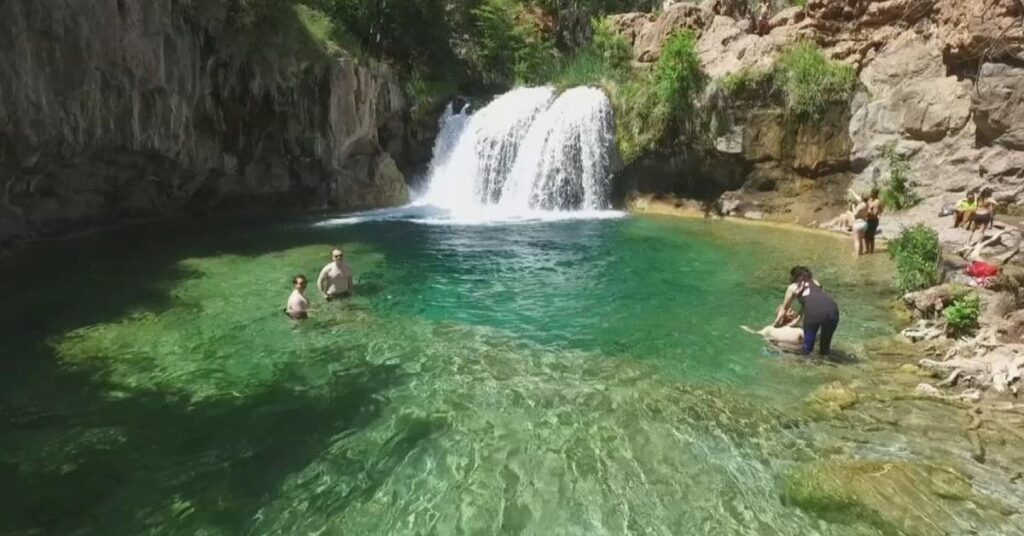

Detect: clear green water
[0,214,1016,534]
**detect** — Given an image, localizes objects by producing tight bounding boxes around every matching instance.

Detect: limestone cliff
[610,0,1024,224]
[0,0,411,246]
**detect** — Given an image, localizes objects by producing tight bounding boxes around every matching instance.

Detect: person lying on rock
[953,191,977,229]
[318,248,354,301]
[285,274,310,320]
[743,307,803,352]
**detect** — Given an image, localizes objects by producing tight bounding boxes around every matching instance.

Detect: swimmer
[318,248,354,301]
[742,308,804,352]
[285,274,310,320]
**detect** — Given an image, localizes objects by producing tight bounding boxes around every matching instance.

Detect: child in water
[742,308,804,352]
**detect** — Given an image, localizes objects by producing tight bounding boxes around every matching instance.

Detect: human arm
[773,284,798,327]
[785,313,802,327]
[317,266,330,298]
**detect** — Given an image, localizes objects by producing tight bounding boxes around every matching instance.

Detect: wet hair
[869,188,880,198]
[293,274,308,286]
[790,266,813,284]
[980,187,993,199]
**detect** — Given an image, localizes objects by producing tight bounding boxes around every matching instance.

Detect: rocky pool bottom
[0,213,1022,535]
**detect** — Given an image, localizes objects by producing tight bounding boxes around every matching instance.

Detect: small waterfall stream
[422,86,617,218]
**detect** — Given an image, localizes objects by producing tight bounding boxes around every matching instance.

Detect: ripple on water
[1,215,1021,534]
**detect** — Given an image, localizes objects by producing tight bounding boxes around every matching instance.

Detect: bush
[888,224,941,293]
[880,144,921,210]
[470,0,558,85]
[614,30,706,163]
[716,66,773,97]
[774,42,857,120]
[945,293,981,337]
[550,18,631,89]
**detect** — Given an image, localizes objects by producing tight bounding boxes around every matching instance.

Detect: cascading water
[421,86,617,218]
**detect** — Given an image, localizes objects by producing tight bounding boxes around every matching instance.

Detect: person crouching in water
[773,266,840,356]
[318,248,354,301]
[285,275,310,320]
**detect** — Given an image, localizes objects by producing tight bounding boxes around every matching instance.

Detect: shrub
[888,224,941,293]
[470,0,557,85]
[654,30,705,125]
[551,18,632,89]
[612,31,706,164]
[880,144,921,210]
[716,66,773,97]
[945,293,981,337]
[774,42,857,120]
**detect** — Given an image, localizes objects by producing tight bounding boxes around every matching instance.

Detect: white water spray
[421,86,617,218]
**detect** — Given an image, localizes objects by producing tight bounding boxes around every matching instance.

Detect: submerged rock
[807,382,858,412]
[782,458,1012,535]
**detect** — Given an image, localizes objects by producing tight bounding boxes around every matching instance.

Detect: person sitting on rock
[968,189,999,245]
[285,275,310,320]
[953,191,977,229]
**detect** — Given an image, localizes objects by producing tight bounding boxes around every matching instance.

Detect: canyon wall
[611,0,1024,224]
[0,0,411,246]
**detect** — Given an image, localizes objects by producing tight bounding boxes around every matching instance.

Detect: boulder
[974,63,1024,151]
[893,77,972,142]
[634,3,713,62]
[934,0,1024,63]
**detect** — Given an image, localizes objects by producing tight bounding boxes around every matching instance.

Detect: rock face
[610,0,1024,224]
[0,0,411,245]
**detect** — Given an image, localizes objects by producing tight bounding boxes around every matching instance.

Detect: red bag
[965,260,1000,278]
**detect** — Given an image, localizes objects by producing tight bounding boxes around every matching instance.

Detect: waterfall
[421,86,617,218]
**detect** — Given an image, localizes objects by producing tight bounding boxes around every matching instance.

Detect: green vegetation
[713,43,857,122]
[945,292,981,337]
[880,143,921,210]
[615,31,706,163]
[550,19,632,89]
[775,42,857,120]
[717,66,773,97]
[888,224,941,293]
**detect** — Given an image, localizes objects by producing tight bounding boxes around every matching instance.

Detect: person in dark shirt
[773,266,840,355]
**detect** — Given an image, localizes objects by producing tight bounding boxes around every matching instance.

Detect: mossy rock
[781,459,1008,535]
[806,382,858,412]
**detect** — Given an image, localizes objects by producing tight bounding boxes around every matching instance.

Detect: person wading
[318,248,354,301]
[864,188,884,254]
[285,275,310,320]
[773,266,840,356]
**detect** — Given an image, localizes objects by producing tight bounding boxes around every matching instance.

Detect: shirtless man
[743,308,803,352]
[865,188,884,254]
[285,275,310,320]
[318,248,354,300]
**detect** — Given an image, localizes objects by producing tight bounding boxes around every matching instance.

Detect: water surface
[1,213,1017,535]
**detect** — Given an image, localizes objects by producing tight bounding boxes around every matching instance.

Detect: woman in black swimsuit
[773,266,840,355]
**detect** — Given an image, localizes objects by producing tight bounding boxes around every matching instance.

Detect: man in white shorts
[318,248,354,301]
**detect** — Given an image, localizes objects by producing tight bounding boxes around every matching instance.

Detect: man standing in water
[864,188,884,254]
[318,248,354,301]
[285,275,310,320]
